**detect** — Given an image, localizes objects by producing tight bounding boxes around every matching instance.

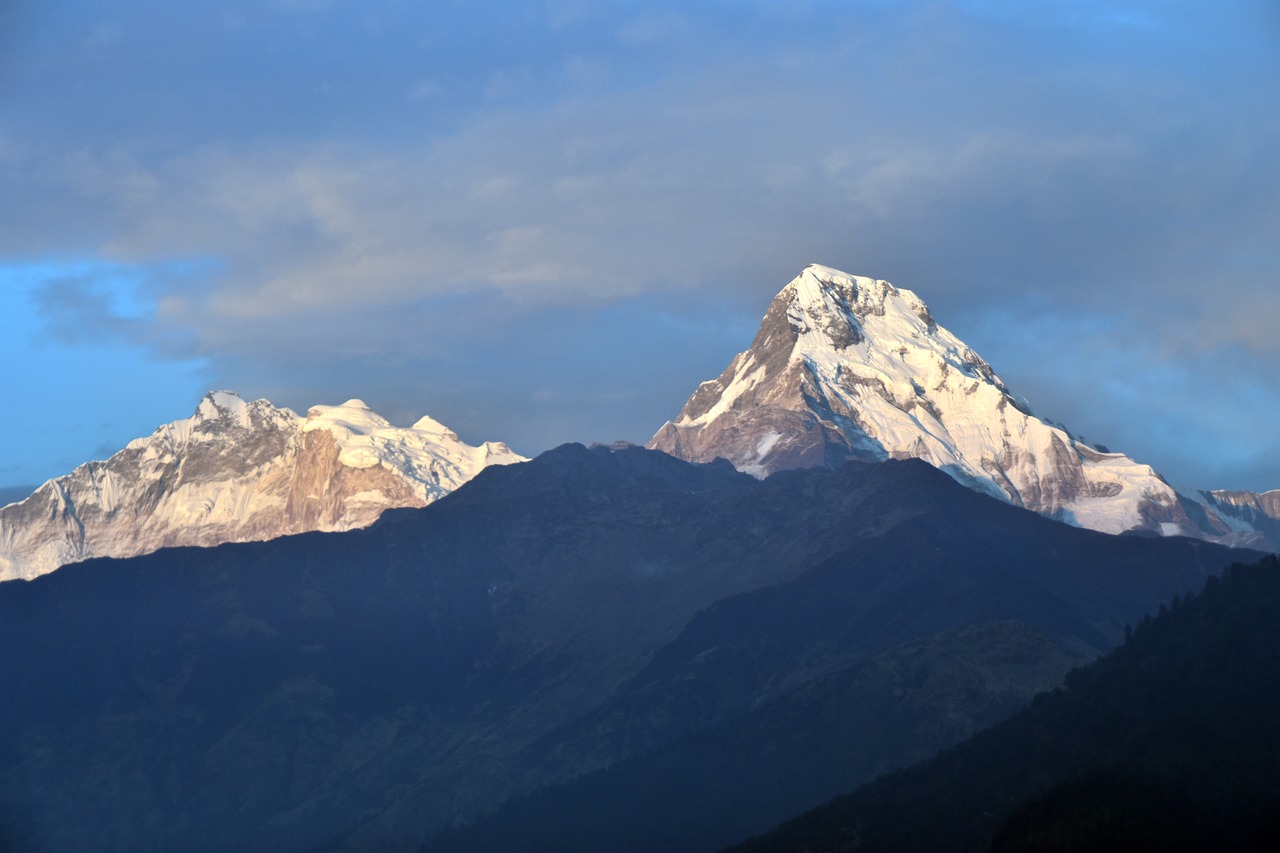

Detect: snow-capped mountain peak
[651,263,1229,540]
[195,389,253,422]
[0,393,525,581]
[409,413,470,445]
[304,399,391,441]
[301,398,523,494]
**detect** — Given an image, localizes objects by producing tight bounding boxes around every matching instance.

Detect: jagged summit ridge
[0,391,524,581]
[1199,489,1280,550]
[650,264,1219,538]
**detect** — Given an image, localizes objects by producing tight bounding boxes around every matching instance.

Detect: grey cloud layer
[3,1,1278,489]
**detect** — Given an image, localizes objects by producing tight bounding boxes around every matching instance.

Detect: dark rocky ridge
[727,554,1280,853]
[431,622,1081,853]
[0,445,1260,851]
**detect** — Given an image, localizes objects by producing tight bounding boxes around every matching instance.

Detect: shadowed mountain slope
[0,445,1260,851]
[728,554,1280,853]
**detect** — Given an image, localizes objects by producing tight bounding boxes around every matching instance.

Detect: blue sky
[2,0,1279,494]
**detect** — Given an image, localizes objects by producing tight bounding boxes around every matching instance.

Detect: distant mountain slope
[0,391,523,580]
[426,458,1264,853]
[650,264,1254,544]
[729,554,1280,853]
[429,620,1080,853]
[1201,489,1280,552]
[0,445,1257,852]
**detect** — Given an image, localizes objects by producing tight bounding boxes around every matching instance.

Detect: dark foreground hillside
[0,445,1259,851]
[731,554,1280,853]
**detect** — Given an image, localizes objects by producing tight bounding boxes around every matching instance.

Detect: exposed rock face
[1199,489,1280,551]
[650,264,1233,540]
[0,391,524,581]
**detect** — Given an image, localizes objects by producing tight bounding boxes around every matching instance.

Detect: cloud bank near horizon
[2,1,1279,492]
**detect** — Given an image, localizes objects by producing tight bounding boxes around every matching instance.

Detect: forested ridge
[731,554,1280,852]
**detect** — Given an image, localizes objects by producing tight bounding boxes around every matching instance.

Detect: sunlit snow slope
[650,264,1236,540]
[0,391,524,581]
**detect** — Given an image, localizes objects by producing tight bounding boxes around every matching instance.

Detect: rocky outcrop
[650,264,1238,541]
[1199,489,1280,551]
[0,391,524,581]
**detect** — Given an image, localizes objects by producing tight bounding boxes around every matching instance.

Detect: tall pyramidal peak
[0,391,525,582]
[650,264,1229,540]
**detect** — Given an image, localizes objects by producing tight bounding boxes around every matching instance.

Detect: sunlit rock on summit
[650,264,1245,542]
[0,392,524,581]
